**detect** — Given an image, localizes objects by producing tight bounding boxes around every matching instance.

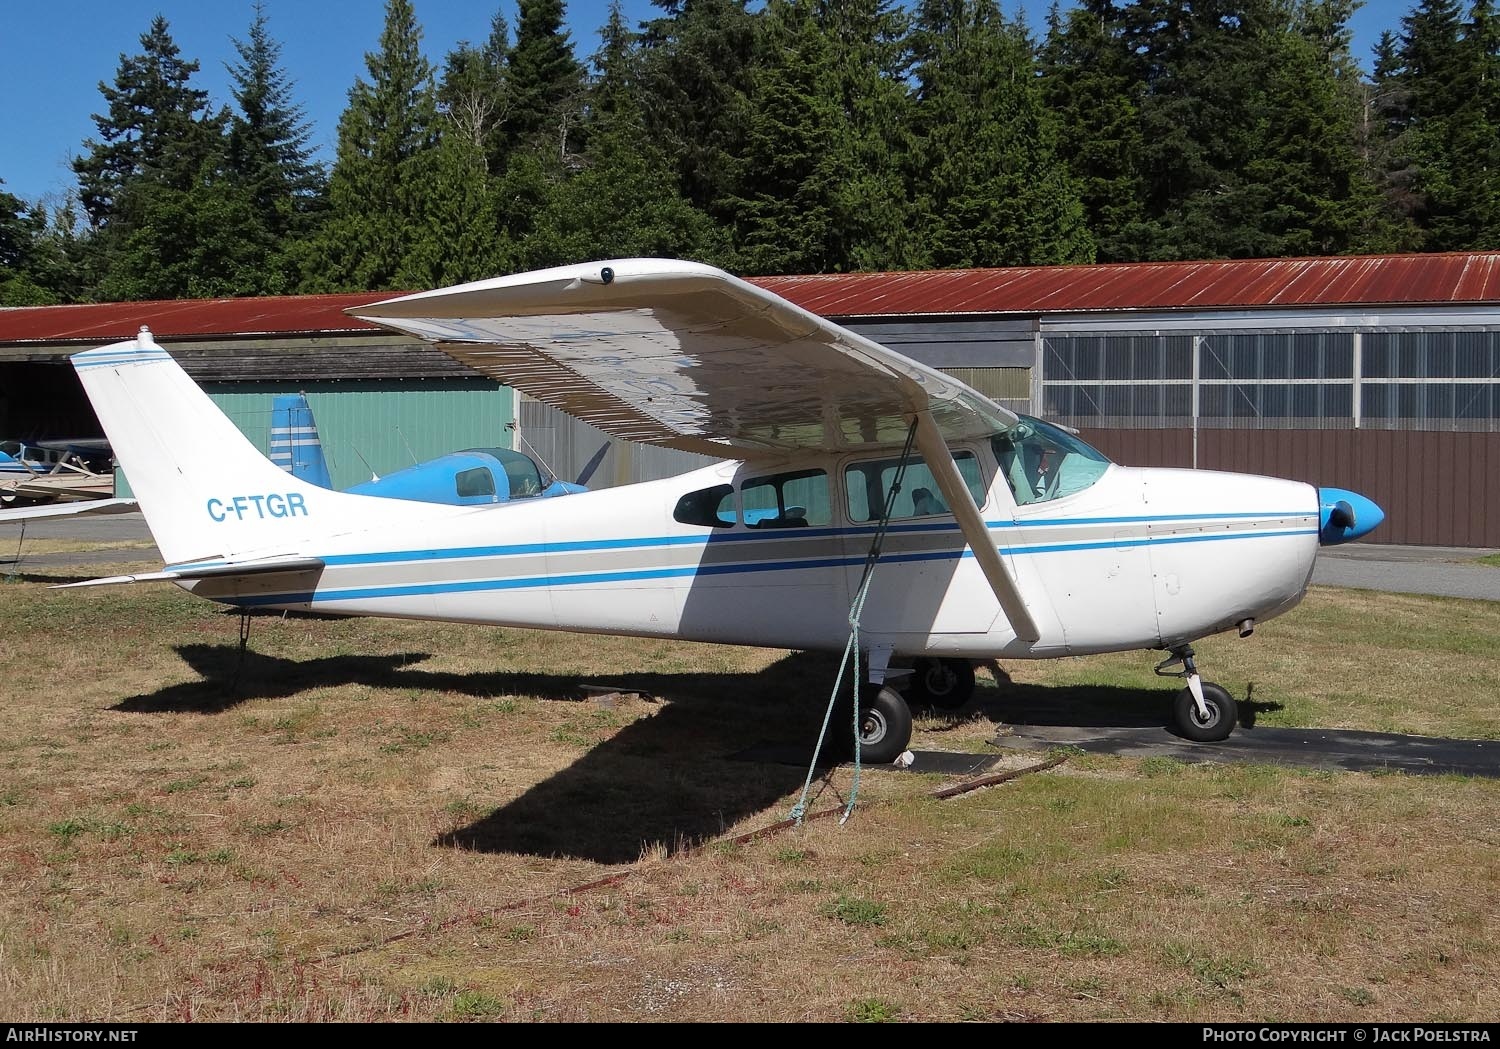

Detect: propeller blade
[575,442,611,487]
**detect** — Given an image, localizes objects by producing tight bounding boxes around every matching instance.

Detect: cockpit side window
[455,466,496,500]
[741,469,831,528]
[843,452,984,522]
[991,417,1111,505]
[674,484,736,528]
[491,448,545,498]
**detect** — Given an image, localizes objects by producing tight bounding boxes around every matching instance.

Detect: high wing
[348,259,1018,458]
[351,259,1041,642]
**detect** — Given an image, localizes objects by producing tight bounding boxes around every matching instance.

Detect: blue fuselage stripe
[173,510,1315,572]
[221,525,1318,607]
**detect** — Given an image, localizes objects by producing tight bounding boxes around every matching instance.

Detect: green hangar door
[114,379,515,497]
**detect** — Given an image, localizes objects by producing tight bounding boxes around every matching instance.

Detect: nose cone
[1318,487,1385,546]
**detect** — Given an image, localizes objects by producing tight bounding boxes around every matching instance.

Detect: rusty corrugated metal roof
[0,292,384,344]
[756,252,1500,317]
[6,252,1500,345]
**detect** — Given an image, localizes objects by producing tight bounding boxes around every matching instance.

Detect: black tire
[854,684,914,764]
[908,658,977,710]
[1172,681,1238,742]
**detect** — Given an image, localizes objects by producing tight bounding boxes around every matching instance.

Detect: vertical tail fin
[269,393,334,489]
[71,329,455,565]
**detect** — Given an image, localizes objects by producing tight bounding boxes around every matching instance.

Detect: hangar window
[1361,331,1500,429]
[674,484,735,528]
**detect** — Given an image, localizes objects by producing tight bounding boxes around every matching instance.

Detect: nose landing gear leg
[1155,645,1239,743]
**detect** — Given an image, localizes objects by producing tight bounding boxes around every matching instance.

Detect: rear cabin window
[844,452,984,522]
[455,467,496,499]
[674,484,735,528]
[740,469,831,529]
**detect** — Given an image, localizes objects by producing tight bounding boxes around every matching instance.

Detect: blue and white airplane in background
[0,440,135,522]
[57,259,1383,760]
[265,392,588,506]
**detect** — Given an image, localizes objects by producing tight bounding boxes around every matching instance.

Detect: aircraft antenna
[396,426,418,467]
[350,445,379,483]
[514,427,560,486]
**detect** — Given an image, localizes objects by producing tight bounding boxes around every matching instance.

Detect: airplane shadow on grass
[111,645,1280,865]
[116,643,847,864]
[956,670,1283,732]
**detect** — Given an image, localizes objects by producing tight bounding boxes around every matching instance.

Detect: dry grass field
[1,554,1498,1021]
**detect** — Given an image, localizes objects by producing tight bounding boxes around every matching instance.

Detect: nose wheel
[1155,646,1239,742]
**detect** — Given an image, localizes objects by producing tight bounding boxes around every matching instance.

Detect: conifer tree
[1040,0,1145,262]
[438,12,511,170]
[0,183,63,305]
[506,0,587,157]
[314,0,438,291]
[523,0,729,269]
[728,0,845,273]
[71,15,238,299]
[910,0,1093,267]
[226,1,327,294]
[1232,11,1387,257]
[639,0,764,222]
[820,0,919,270]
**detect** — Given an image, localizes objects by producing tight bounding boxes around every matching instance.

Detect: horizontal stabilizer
[0,498,137,524]
[50,555,325,590]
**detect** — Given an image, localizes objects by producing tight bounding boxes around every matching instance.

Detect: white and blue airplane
[267,391,589,505]
[57,259,1382,760]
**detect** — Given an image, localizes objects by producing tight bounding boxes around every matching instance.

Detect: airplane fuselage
[187,440,1320,662]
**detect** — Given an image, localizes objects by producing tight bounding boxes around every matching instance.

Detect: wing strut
[912,411,1040,643]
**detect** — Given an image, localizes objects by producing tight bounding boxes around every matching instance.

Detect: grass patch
[1,562,1499,1020]
[821,894,888,927]
[847,997,901,1022]
[450,990,507,1020]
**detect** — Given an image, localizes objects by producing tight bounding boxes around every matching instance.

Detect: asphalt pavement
[1312,541,1500,601]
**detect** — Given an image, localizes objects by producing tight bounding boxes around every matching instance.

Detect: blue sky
[2,0,1414,207]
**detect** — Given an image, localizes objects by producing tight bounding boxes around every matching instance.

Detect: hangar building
[3,251,1498,546]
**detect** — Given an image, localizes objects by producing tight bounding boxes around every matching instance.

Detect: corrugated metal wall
[116,379,514,496]
[214,380,515,490]
[1082,427,1500,547]
[518,398,718,487]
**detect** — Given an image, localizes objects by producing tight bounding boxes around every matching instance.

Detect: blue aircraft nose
[1318,487,1385,546]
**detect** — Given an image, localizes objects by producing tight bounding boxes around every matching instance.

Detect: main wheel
[908,658,976,710]
[849,684,913,765]
[1172,681,1238,742]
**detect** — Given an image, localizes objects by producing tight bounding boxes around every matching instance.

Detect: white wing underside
[349,259,1018,458]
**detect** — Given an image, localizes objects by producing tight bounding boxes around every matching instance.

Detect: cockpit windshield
[991,417,1112,505]
[466,448,548,498]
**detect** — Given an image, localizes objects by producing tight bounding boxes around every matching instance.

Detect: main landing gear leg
[1155,645,1239,743]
